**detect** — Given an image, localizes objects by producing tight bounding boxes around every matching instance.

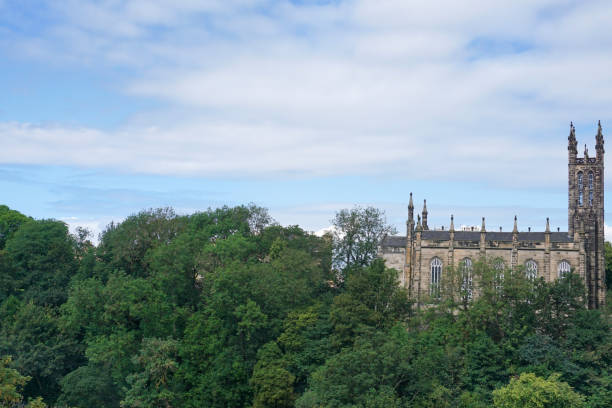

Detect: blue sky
[1,0,612,240]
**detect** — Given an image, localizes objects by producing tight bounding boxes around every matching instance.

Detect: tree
[97,208,187,278]
[344,259,411,327]
[331,206,396,279]
[122,338,180,408]
[145,232,203,308]
[492,373,586,408]
[72,226,94,258]
[57,365,120,408]
[462,331,507,393]
[257,225,332,275]
[605,241,612,291]
[177,231,327,408]
[61,273,179,388]
[250,342,296,408]
[299,331,410,408]
[0,301,82,403]
[533,272,586,340]
[187,204,272,241]
[1,202,609,408]
[275,305,333,394]
[4,219,77,306]
[0,205,31,249]
[0,355,29,406]
[0,356,48,407]
[330,260,410,348]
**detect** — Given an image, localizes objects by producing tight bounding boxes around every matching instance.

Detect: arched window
[525,259,538,280]
[460,258,473,300]
[494,259,505,292]
[430,258,442,297]
[588,171,594,206]
[558,260,571,278]
[578,172,583,206]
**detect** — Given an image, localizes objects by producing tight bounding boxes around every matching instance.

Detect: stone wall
[381,238,584,302]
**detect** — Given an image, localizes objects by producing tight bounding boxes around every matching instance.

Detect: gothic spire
[408,192,414,224]
[449,214,454,232]
[513,215,518,233]
[545,217,550,233]
[416,214,422,231]
[596,120,605,157]
[421,199,428,230]
[568,121,577,153]
[481,217,486,232]
[597,120,602,137]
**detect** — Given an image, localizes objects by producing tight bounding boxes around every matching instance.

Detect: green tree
[330,260,410,348]
[0,206,31,302]
[533,272,586,340]
[177,231,327,408]
[517,334,575,381]
[67,273,178,386]
[437,260,537,350]
[145,232,203,308]
[412,384,453,408]
[258,225,332,276]
[344,259,411,327]
[187,204,272,241]
[122,338,180,408]
[178,298,271,408]
[25,397,47,408]
[0,356,48,408]
[492,373,586,408]
[0,205,31,249]
[275,305,333,394]
[300,331,410,408]
[250,342,296,408]
[0,295,21,331]
[57,364,120,408]
[560,308,612,400]
[331,206,396,279]
[72,226,94,259]
[359,386,402,408]
[97,208,187,278]
[0,301,82,403]
[0,355,29,406]
[604,241,612,289]
[4,219,77,306]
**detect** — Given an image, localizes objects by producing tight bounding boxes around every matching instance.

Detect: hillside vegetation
[0,204,610,407]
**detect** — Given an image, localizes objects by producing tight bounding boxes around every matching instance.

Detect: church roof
[381,231,573,247]
[382,236,409,247]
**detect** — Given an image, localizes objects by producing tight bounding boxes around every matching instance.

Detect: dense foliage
[0,204,610,407]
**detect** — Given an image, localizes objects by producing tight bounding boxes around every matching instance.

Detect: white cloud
[314,225,336,237]
[1,1,612,187]
[0,119,567,186]
[61,217,111,244]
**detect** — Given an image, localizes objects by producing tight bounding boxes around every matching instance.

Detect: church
[380,122,606,309]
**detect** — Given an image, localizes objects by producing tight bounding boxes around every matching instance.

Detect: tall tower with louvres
[568,122,605,308]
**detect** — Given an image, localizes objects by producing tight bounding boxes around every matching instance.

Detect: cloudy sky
[1,0,611,239]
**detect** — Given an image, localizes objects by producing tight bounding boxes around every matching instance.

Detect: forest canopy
[0,204,610,408]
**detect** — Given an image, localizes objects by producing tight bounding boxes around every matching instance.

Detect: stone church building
[380,122,606,309]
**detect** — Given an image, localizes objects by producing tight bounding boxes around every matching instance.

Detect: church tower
[568,122,606,308]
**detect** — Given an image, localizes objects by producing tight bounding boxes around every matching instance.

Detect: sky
[1,0,612,240]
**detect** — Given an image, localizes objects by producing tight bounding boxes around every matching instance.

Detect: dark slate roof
[382,236,407,247]
[520,232,573,242]
[381,231,572,247]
